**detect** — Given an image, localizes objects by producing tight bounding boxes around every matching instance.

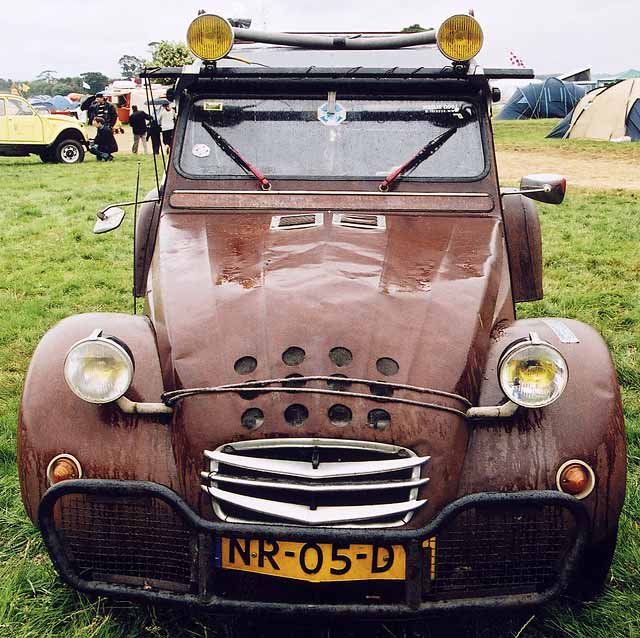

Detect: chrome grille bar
[203,438,429,528]
[200,471,430,492]
[202,485,427,525]
[204,449,429,479]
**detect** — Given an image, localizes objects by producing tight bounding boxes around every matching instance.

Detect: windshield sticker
[318,102,347,126]
[192,143,211,158]
[203,101,223,111]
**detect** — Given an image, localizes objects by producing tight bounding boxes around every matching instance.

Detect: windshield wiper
[378,127,457,191]
[201,121,272,190]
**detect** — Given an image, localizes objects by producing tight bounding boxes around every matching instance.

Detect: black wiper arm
[201,121,272,190]
[378,127,457,191]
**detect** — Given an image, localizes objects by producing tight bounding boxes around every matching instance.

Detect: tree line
[1,27,430,97]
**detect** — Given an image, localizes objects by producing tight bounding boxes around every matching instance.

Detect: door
[6,98,43,143]
[0,99,8,142]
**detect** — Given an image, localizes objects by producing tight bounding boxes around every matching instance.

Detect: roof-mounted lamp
[186,13,235,61]
[436,14,484,63]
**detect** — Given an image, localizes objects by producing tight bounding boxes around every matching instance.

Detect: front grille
[427,503,576,598]
[202,438,430,527]
[55,493,196,591]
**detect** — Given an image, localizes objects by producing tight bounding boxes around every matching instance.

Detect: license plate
[218,538,407,583]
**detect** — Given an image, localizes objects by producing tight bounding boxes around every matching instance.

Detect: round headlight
[498,339,568,408]
[64,337,134,404]
[187,14,235,61]
[437,14,484,63]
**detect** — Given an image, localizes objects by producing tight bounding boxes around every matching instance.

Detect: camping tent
[547,79,640,141]
[496,77,587,120]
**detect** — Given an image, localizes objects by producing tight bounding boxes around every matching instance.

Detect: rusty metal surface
[502,193,543,302]
[18,314,177,522]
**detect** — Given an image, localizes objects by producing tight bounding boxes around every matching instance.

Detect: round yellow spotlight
[437,14,484,63]
[187,14,235,61]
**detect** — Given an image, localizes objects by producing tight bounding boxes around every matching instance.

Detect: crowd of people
[87,92,175,162]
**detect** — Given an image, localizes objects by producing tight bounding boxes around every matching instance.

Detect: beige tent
[563,79,640,141]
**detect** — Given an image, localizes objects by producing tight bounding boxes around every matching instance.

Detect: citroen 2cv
[18,13,626,618]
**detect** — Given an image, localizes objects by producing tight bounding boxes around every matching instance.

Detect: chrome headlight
[64,334,134,404]
[498,335,568,408]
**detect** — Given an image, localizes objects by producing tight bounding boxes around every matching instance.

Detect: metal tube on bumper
[38,480,590,617]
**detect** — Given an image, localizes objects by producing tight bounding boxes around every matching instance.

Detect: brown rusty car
[18,14,626,618]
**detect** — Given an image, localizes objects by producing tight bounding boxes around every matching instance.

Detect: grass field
[0,127,639,637]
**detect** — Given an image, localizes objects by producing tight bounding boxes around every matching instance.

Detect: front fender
[459,317,626,542]
[18,313,177,524]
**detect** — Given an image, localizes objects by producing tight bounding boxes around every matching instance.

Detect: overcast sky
[3,0,638,80]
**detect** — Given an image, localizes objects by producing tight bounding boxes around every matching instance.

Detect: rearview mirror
[519,174,566,205]
[93,207,126,234]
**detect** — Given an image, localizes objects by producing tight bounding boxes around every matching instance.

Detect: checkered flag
[509,50,526,68]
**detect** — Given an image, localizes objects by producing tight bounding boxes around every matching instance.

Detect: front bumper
[39,480,588,617]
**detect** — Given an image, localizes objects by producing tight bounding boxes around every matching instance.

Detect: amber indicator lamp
[556,460,595,500]
[47,454,83,486]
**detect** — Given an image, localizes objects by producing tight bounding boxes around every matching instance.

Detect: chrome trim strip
[200,471,430,492]
[202,485,427,525]
[205,449,429,479]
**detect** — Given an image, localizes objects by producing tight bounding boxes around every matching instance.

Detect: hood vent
[271,213,323,230]
[333,213,386,230]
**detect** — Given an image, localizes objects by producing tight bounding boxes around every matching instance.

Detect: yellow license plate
[219,538,407,583]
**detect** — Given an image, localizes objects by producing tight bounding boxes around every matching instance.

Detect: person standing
[157,102,176,154]
[129,105,150,154]
[89,117,118,161]
[93,93,117,129]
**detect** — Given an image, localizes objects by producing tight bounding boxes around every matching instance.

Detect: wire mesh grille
[56,494,195,587]
[429,504,575,597]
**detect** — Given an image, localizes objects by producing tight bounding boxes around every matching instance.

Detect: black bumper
[38,480,589,618]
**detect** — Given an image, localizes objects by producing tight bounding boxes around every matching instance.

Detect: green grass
[493,118,640,160]
[0,146,639,637]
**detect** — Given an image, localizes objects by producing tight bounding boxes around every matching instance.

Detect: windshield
[179,96,485,180]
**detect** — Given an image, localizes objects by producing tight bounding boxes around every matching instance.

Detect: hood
[154,211,505,393]
[45,113,82,124]
[149,209,508,521]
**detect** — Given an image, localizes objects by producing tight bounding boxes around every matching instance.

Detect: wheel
[568,529,618,600]
[54,139,84,164]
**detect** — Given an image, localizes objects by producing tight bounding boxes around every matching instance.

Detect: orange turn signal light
[47,454,82,486]
[556,460,595,500]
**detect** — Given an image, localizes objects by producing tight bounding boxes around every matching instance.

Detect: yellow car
[0,94,88,163]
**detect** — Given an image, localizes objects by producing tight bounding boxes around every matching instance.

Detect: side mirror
[520,174,566,205]
[93,207,126,234]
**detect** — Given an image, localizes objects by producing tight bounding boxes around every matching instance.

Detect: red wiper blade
[378,127,458,191]
[202,121,272,190]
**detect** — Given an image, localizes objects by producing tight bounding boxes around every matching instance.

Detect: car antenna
[132,161,141,315]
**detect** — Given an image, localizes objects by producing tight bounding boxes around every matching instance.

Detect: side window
[7,99,33,116]
[0,100,5,116]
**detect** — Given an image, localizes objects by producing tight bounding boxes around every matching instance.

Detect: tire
[39,149,55,163]
[568,529,618,600]
[54,139,84,164]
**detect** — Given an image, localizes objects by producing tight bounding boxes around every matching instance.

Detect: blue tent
[50,95,74,110]
[497,78,587,120]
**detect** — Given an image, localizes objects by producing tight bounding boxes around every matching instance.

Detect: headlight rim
[497,336,568,408]
[63,334,135,404]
